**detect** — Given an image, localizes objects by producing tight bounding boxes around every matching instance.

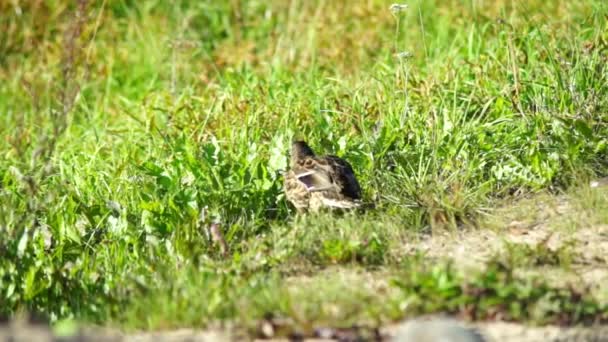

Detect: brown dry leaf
[209,223,229,257]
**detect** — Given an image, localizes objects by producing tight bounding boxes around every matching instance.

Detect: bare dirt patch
[408,186,608,300]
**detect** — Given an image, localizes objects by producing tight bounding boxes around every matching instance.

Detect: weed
[500,239,575,269]
[392,258,607,325]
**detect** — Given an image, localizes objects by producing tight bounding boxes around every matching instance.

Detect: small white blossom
[390,3,409,13]
[395,51,413,59]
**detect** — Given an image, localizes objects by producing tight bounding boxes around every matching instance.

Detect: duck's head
[291,140,315,164]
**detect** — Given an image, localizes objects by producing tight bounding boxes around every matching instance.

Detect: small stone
[392,318,485,342]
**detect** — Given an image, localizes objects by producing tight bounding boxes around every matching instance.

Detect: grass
[1,0,608,335]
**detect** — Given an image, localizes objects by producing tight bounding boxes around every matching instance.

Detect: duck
[283,140,362,213]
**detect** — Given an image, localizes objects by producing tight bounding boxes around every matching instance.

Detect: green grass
[1,0,608,334]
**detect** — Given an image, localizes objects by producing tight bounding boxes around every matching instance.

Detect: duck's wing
[325,155,362,200]
[287,156,362,211]
[291,157,340,193]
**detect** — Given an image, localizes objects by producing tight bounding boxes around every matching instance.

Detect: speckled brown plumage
[283,141,362,213]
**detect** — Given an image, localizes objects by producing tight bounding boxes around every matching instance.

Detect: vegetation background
[1,0,607,337]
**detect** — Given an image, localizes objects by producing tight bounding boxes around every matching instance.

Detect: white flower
[395,51,413,59]
[390,3,409,13]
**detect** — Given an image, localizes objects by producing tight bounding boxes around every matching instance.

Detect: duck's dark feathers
[283,141,362,213]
